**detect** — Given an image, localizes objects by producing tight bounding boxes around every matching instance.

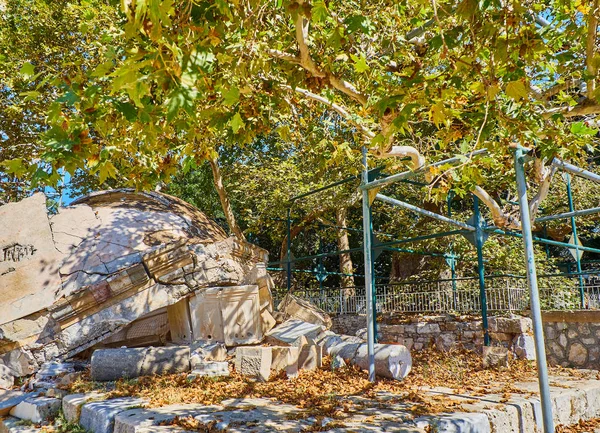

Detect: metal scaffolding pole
[376,194,476,231]
[565,173,585,308]
[361,148,376,382]
[515,147,554,433]
[553,158,600,184]
[286,208,292,292]
[535,206,600,223]
[473,195,490,346]
[363,149,488,191]
[447,191,458,310]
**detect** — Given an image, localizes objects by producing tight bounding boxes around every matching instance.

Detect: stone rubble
[277,293,333,329]
[0,190,272,379]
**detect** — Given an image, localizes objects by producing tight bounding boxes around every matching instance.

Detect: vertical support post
[473,195,490,346]
[515,147,554,433]
[565,173,585,308]
[286,208,292,292]
[361,147,376,382]
[447,191,458,310]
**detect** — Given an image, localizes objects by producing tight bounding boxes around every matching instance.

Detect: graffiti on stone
[1,243,36,263]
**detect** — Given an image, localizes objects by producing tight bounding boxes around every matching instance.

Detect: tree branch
[586,0,599,99]
[472,186,521,230]
[282,84,374,138]
[528,159,557,221]
[542,100,600,118]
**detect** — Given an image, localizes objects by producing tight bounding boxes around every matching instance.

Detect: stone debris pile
[0,190,272,385]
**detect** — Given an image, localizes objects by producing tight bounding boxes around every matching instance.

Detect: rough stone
[9,397,61,423]
[0,416,42,433]
[271,347,299,377]
[187,361,229,378]
[91,346,190,381]
[512,334,536,360]
[235,346,272,381]
[190,342,227,365]
[298,345,322,370]
[62,392,105,424]
[79,397,148,433]
[265,319,325,345]
[482,346,509,368]
[0,391,30,417]
[278,293,332,329]
[0,365,14,390]
[568,343,588,366]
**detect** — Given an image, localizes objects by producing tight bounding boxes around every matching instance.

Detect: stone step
[0,391,31,417]
[0,416,42,433]
[62,392,106,424]
[9,396,61,423]
[79,397,148,433]
[114,403,222,433]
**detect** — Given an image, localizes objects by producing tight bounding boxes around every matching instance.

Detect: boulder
[278,294,332,328]
[0,190,271,378]
[91,346,190,381]
[0,365,14,390]
[482,346,509,369]
[512,334,536,361]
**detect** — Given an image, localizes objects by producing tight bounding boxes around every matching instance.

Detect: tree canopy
[1,0,600,282]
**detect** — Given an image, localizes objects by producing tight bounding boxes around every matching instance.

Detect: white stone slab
[79,397,148,433]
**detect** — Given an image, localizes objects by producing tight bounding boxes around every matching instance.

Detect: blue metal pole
[565,173,585,308]
[376,194,476,231]
[361,147,376,382]
[553,158,600,184]
[535,206,600,222]
[286,208,292,292]
[448,191,458,311]
[515,147,554,433]
[473,195,490,346]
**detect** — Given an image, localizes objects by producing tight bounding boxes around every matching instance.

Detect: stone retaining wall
[334,311,600,368]
[543,311,600,369]
[332,314,535,358]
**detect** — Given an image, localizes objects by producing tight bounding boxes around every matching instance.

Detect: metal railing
[274,275,600,314]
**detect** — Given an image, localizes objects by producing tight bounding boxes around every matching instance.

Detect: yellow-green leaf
[230,112,245,133]
[505,80,529,101]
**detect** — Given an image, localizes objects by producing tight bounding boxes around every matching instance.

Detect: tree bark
[336,207,355,291]
[209,157,246,241]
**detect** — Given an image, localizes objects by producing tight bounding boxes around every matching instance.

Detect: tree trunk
[336,207,355,288]
[209,157,246,242]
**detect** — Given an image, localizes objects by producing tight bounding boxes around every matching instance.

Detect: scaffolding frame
[359,145,600,433]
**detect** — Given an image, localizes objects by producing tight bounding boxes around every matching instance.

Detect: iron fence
[274,275,600,314]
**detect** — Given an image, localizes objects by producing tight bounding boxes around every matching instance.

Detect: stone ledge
[543,310,600,323]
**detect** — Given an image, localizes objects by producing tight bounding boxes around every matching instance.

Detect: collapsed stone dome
[0,190,271,378]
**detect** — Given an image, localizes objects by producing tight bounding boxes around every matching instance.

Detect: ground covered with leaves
[65,347,592,420]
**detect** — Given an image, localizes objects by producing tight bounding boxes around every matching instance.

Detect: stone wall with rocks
[332,314,535,359]
[543,311,600,369]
